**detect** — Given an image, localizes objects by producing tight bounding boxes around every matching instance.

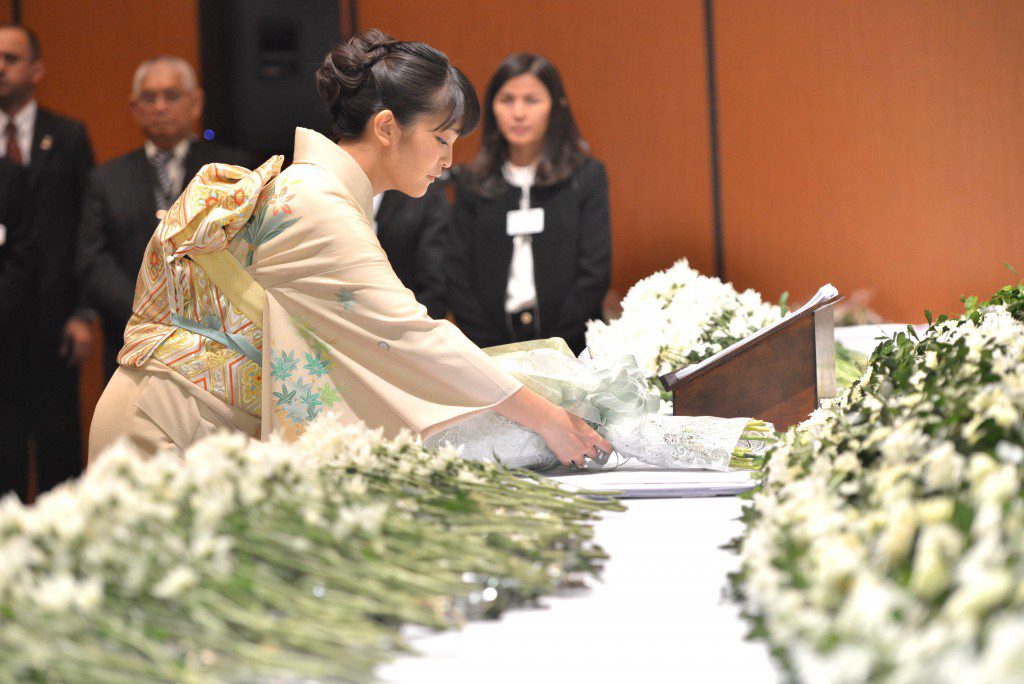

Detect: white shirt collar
[0,99,37,133]
[502,159,538,188]
[144,137,192,162]
[292,127,374,221]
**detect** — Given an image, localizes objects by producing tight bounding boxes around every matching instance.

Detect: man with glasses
[0,24,94,500]
[77,56,254,381]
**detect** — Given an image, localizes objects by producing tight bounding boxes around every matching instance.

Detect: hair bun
[363,38,400,63]
[315,29,397,116]
[347,29,399,73]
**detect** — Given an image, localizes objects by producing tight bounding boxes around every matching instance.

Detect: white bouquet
[585,259,784,380]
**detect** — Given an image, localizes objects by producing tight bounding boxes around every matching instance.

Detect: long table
[378,325,900,682]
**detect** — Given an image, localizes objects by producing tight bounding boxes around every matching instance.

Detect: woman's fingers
[542,409,615,469]
[560,453,585,468]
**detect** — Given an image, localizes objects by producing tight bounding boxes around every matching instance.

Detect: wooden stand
[659,291,841,430]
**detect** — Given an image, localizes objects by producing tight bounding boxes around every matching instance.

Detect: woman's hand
[492,386,613,468]
[536,408,613,468]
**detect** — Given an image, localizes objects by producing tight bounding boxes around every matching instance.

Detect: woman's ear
[371,110,398,147]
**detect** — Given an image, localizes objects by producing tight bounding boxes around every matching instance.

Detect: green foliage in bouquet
[731,282,1024,682]
[0,421,622,683]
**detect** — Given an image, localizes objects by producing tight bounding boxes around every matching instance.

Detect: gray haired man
[76,56,255,380]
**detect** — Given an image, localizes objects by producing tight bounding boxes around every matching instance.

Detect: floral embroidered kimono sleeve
[249,130,522,439]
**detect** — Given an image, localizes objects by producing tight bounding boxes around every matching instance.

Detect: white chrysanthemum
[32,573,102,613]
[585,258,782,378]
[152,565,199,599]
[909,523,962,599]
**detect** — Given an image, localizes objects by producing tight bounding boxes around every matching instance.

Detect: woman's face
[492,73,552,155]
[386,113,456,197]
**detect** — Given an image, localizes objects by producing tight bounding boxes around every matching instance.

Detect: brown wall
[714,0,1024,321]
[360,0,1024,321]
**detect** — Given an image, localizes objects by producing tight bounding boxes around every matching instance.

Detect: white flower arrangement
[733,285,1024,683]
[585,259,784,380]
[0,420,620,681]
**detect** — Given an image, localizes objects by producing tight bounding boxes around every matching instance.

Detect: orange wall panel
[714,0,1024,321]
[23,0,199,163]
[360,0,716,293]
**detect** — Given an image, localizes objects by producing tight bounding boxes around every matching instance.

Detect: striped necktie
[150,148,176,211]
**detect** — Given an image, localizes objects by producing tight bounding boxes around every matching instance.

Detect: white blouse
[503,160,539,315]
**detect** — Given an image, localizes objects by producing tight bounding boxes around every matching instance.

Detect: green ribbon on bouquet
[483,338,660,428]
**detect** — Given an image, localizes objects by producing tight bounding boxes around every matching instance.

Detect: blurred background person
[0,24,94,497]
[373,179,450,320]
[448,53,610,355]
[0,156,31,499]
[77,56,255,380]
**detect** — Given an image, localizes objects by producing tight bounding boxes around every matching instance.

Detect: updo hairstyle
[315,29,480,141]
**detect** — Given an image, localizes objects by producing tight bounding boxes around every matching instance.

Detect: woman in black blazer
[448,53,610,355]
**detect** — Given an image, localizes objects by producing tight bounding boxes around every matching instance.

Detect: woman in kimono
[89,29,612,469]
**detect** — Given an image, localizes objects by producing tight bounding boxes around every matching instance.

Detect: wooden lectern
[659,285,842,430]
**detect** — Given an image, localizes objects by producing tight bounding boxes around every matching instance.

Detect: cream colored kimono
[91,128,521,458]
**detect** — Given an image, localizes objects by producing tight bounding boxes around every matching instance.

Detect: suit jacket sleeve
[252,167,522,439]
[0,164,34,322]
[72,122,97,314]
[447,178,494,333]
[412,184,450,319]
[547,161,611,339]
[76,168,137,323]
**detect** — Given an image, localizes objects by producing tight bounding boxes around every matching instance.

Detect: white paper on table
[543,461,755,499]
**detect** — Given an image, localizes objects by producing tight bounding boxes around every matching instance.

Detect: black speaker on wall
[198,0,346,161]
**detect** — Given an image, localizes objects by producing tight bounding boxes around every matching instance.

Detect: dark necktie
[5,121,22,165]
[150,148,178,211]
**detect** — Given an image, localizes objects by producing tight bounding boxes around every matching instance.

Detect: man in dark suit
[0,24,94,498]
[77,56,254,379]
[0,156,32,499]
[373,179,449,320]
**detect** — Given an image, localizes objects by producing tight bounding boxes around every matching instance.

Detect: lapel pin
[40,135,53,151]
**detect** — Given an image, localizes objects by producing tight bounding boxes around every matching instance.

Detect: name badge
[506,207,545,236]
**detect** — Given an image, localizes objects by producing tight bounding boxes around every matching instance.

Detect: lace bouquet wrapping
[425,339,774,471]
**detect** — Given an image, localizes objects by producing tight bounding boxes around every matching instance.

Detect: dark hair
[315,29,479,142]
[0,24,41,61]
[466,53,588,197]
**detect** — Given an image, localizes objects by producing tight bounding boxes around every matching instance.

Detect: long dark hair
[466,53,588,197]
[315,29,480,141]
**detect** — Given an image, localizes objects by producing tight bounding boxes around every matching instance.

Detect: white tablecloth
[378,497,781,683]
